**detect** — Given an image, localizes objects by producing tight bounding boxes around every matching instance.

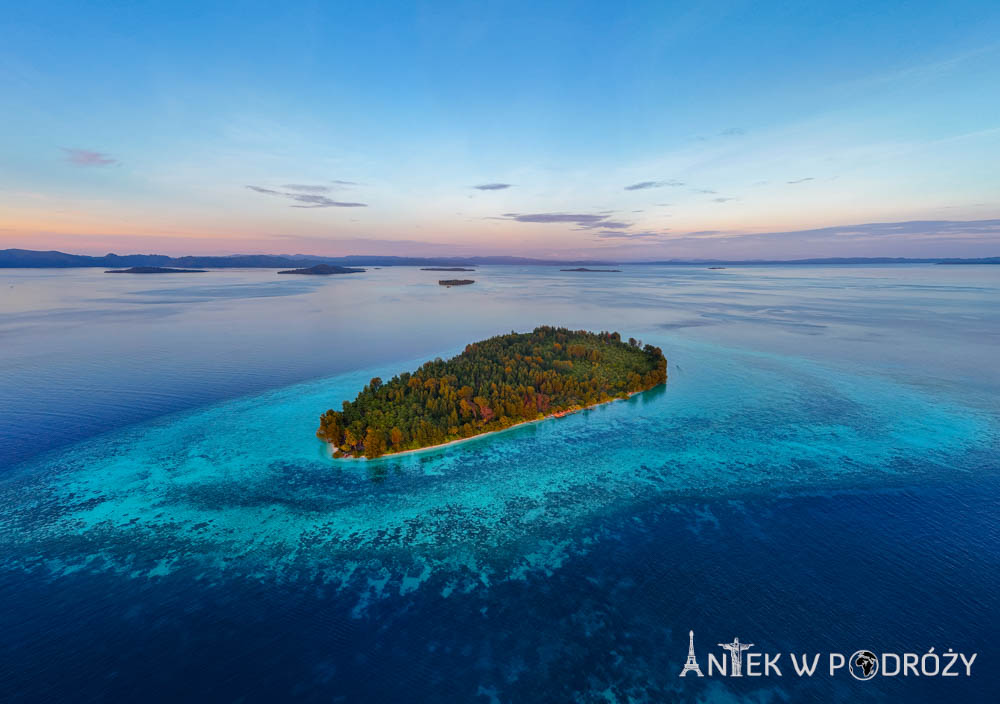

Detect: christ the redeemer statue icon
[679,630,704,677]
[717,637,754,677]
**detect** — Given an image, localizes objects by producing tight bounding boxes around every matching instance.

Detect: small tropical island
[317,326,667,459]
[105,266,206,274]
[277,264,365,275]
[421,267,475,271]
[560,267,622,272]
[439,279,475,286]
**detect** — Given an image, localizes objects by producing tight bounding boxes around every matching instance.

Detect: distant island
[707,266,726,270]
[317,326,667,459]
[561,268,622,272]
[105,266,206,274]
[421,267,475,271]
[277,264,365,275]
[439,279,474,286]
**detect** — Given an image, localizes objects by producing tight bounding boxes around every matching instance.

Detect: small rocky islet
[277,264,366,275]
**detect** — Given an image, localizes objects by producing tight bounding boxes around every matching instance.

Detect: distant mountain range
[1,248,998,268]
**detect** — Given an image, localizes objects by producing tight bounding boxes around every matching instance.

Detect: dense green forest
[317,326,667,459]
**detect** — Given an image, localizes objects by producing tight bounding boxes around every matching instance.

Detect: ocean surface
[0,265,998,702]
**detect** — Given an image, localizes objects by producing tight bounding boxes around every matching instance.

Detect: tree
[390,427,404,446]
[363,427,387,458]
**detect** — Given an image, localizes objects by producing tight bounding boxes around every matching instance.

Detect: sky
[1,0,999,260]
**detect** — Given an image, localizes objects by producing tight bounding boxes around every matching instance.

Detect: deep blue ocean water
[1,265,998,702]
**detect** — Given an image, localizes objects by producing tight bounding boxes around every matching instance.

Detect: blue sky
[1,0,998,258]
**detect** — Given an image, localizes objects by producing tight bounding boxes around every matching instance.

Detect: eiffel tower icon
[679,630,704,677]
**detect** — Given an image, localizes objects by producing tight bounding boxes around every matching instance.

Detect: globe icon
[849,650,879,680]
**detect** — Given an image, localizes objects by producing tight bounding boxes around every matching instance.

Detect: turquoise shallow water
[2,334,992,596]
[0,265,998,701]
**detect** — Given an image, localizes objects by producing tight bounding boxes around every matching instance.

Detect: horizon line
[2,246,999,266]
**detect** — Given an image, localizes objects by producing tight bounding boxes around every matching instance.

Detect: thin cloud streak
[624,180,684,190]
[501,212,606,225]
[499,212,634,231]
[590,220,631,230]
[288,195,367,208]
[246,185,367,208]
[595,231,667,239]
[62,148,117,166]
[282,184,330,193]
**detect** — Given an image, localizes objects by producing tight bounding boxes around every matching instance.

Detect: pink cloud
[61,148,117,166]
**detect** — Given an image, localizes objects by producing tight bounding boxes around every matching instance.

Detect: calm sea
[1,265,998,702]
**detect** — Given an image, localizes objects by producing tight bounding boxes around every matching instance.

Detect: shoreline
[328,386,656,462]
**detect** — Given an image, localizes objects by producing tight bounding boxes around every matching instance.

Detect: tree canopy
[317,326,667,459]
